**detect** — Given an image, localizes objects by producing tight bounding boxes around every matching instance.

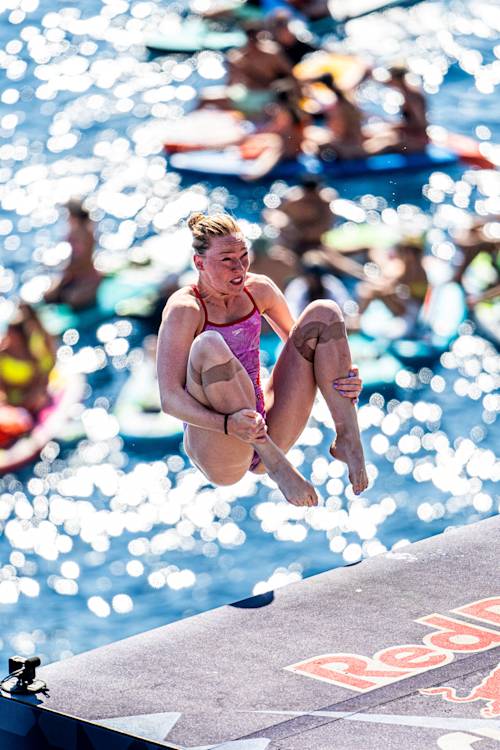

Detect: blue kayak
[169,144,458,181]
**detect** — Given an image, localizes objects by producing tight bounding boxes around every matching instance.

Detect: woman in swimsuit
[157,212,367,507]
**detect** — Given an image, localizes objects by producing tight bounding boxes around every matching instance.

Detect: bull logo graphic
[420,663,500,718]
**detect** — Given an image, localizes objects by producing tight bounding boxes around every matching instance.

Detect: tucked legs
[265,300,368,494]
[185,331,317,505]
[184,330,255,485]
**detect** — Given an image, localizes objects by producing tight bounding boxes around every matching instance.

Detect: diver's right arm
[157,296,225,432]
[157,294,264,442]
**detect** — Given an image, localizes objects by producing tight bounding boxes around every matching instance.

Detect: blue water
[0,0,498,667]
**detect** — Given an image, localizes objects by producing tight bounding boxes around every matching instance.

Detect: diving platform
[1,514,499,749]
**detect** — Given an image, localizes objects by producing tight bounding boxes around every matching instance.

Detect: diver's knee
[302,299,343,322]
[190,330,232,365]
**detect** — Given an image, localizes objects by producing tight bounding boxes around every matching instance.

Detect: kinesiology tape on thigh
[292,319,346,363]
[188,360,203,385]
[201,358,243,387]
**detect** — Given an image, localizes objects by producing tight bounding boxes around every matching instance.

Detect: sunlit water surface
[0,0,498,666]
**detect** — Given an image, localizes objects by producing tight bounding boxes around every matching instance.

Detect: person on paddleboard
[0,303,55,416]
[157,212,367,506]
[44,200,102,310]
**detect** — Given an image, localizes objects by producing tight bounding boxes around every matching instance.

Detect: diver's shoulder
[246,273,281,302]
[161,286,201,320]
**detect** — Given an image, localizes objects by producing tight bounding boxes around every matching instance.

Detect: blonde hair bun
[187,212,205,231]
[188,211,241,254]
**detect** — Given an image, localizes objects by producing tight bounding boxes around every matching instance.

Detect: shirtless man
[239,84,309,180]
[199,24,296,116]
[303,74,366,159]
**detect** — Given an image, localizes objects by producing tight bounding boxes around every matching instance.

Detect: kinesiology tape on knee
[201,358,242,387]
[292,319,346,363]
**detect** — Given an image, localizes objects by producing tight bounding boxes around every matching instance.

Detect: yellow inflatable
[294,52,368,114]
[294,52,368,90]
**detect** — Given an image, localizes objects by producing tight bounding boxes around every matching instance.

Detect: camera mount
[0,656,47,695]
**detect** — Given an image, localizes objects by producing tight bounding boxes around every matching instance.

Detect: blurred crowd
[1,0,498,457]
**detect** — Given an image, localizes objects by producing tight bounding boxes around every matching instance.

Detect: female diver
[157,213,367,507]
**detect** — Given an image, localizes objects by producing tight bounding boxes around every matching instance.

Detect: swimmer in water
[157,213,367,507]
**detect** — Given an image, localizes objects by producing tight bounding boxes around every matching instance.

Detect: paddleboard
[163,110,250,154]
[327,0,425,23]
[190,0,264,20]
[113,359,183,446]
[431,129,496,170]
[169,143,458,180]
[324,222,400,253]
[37,266,166,336]
[145,19,246,53]
[361,282,466,367]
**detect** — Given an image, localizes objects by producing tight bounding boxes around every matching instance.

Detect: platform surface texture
[6,515,500,749]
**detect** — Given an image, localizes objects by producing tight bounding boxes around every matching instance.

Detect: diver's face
[195,234,250,295]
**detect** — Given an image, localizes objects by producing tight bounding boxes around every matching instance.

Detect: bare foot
[330,432,368,495]
[268,462,318,507]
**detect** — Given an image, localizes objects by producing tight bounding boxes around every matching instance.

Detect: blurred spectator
[44,200,102,310]
[268,11,317,65]
[0,303,55,416]
[316,73,366,159]
[240,82,310,179]
[366,65,428,155]
[357,237,429,326]
[285,257,352,319]
[263,174,337,252]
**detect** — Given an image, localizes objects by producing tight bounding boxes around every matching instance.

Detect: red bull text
[285,596,500,717]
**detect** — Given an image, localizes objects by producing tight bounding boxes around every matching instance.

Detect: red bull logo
[285,596,500,717]
[420,663,500,719]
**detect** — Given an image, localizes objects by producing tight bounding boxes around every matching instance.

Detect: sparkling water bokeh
[0,0,498,667]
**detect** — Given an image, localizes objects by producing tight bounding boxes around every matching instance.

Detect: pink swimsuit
[192,285,265,471]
